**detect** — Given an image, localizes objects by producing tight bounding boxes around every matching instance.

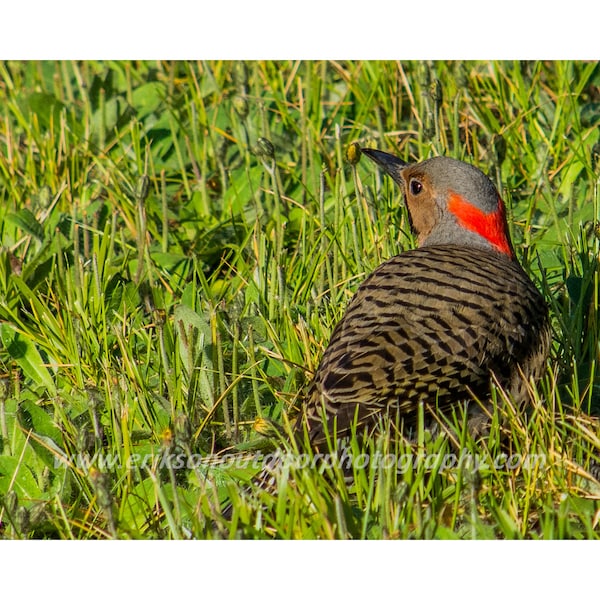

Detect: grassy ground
[0,60,599,539]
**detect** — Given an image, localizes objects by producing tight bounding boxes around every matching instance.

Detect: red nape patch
[447,192,514,257]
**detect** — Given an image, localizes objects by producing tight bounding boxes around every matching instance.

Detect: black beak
[360,147,407,186]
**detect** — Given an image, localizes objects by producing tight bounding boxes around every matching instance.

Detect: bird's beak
[360,147,407,186]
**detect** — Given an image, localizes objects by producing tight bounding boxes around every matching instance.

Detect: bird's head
[361,148,515,259]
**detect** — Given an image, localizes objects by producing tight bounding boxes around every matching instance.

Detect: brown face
[399,166,441,245]
[361,149,515,256]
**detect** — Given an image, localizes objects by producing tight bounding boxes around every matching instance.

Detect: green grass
[0,60,599,539]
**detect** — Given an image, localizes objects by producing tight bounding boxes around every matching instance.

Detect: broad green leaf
[26,91,65,127]
[224,164,265,215]
[0,456,43,499]
[5,209,45,242]
[16,400,64,468]
[173,304,215,408]
[132,81,166,119]
[0,323,57,394]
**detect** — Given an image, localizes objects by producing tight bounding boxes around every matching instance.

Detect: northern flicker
[296,148,551,446]
[221,148,551,518]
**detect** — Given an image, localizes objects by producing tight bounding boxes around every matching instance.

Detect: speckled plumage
[299,244,550,445]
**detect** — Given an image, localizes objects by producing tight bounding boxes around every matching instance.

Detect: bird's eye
[410,179,423,195]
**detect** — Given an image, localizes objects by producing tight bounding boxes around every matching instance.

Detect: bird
[221,147,551,519]
[295,148,551,446]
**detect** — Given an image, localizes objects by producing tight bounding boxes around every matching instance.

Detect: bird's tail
[219,416,296,521]
[218,410,353,522]
[220,450,285,521]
